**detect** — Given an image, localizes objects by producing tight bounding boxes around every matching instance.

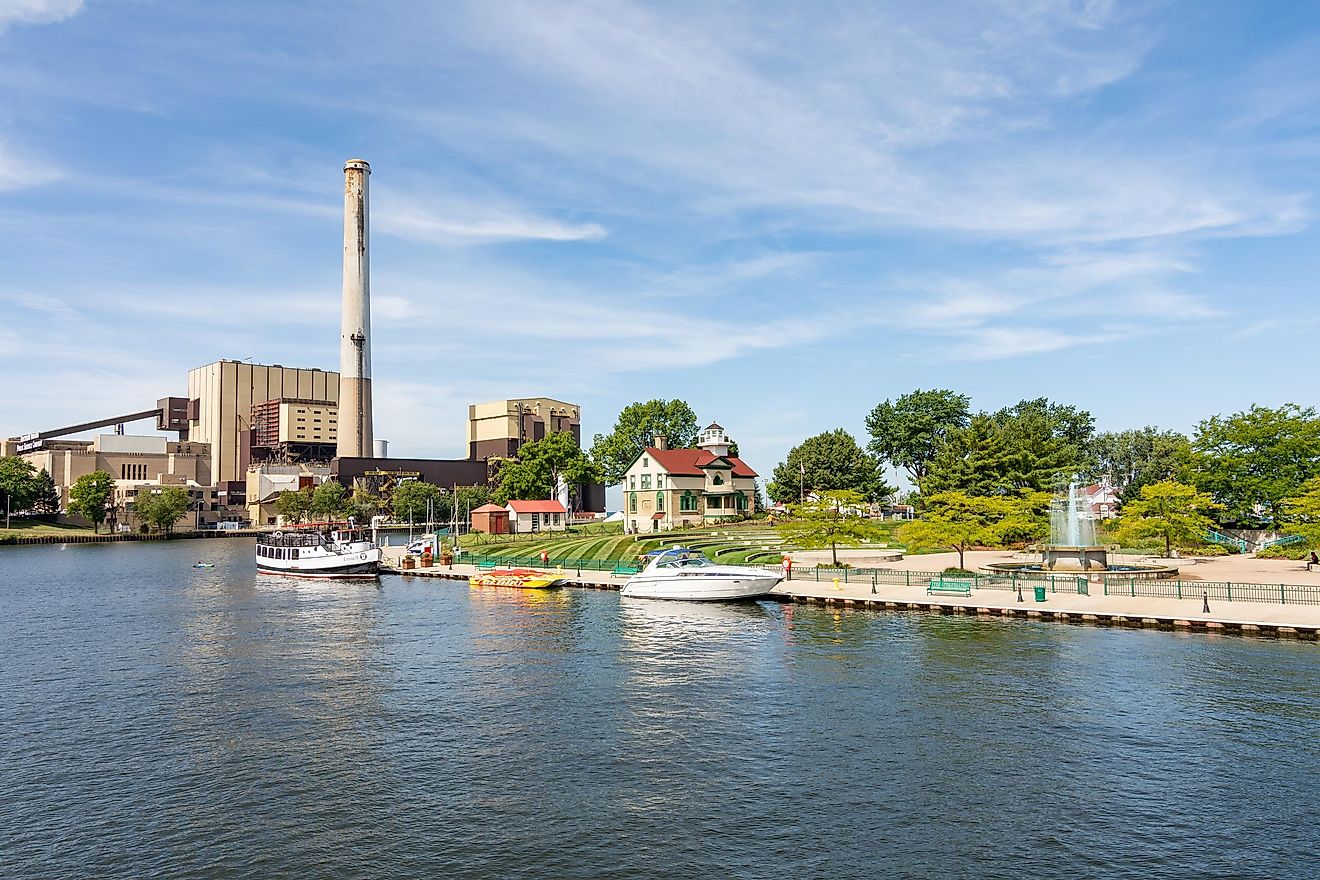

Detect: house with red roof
[621,423,758,533]
[506,498,568,533]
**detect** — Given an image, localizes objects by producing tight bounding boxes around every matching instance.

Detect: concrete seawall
[384,562,1320,641]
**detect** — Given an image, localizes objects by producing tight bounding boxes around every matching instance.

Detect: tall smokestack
[338,158,373,459]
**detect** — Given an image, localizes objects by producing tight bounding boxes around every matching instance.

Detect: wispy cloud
[0,0,82,33]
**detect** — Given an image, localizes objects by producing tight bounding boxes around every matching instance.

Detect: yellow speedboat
[470,568,565,590]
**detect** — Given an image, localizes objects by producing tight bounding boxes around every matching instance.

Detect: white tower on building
[696,422,732,457]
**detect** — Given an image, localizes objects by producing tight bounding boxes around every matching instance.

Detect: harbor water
[2,540,1317,879]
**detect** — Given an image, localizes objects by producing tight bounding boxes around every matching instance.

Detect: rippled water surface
[2,540,1317,879]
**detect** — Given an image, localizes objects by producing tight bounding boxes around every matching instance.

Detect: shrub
[942,566,977,577]
[1256,543,1310,560]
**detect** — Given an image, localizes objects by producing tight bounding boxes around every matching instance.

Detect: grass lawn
[0,519,96,539]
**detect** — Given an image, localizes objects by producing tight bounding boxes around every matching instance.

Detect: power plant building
[467,398,582,461]
[185,360,340,487]
[338,159,374,459]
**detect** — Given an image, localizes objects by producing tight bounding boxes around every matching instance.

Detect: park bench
[475,561,497,571]
[927,577,974,597]
[612,564,641,576]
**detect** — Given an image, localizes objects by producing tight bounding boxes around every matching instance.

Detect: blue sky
[2,0,1318,485]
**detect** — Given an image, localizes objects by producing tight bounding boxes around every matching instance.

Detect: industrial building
[181,359,342,514]
[467,398,581,460]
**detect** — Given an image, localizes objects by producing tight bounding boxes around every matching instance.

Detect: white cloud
[0,0,82,32]
[0,141,61,190]
[374,191,606,244]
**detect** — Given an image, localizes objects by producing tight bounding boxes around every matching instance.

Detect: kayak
[193,563,216,569]
[470,568,564,590]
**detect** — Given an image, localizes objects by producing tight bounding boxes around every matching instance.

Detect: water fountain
[1041,481,1107,571]
[983,480,1178,579]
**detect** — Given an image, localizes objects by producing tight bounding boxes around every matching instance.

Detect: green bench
[475,561,498,571]
[612,564,641,576]
[927,577,974,597]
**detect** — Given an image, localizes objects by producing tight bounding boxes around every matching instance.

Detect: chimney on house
[654,435,668,451]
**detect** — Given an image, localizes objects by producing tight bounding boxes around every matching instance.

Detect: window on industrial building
[629,493,638,514]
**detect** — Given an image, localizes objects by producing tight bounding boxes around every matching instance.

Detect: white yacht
[621,548,783,602]
[255,524,382,580]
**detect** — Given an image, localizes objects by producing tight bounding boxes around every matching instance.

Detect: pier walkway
[382,556,1320,641]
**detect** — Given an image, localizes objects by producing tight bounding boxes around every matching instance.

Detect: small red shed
[470,503,511,535]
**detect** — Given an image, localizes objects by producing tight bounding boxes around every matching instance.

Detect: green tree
[1188,404,1320,526]
[135,486,191,534]
[346,485,384,524]
[865,389,970,483]
[31,468,61,516]
[590,399,700,485]
[897,491,1019,570]
[1085,428,1192,501]
[68,471,114,533]
[1112,481,1222,557]
[767,429,890,504]
[1282,478,1320,553]
[275,488,312,524]
[310,481,348,520]
[922,398,1093,497]
[775,490,886,566]
[0,455,39,516]
[391,480,443,524]
[496,431,599,505]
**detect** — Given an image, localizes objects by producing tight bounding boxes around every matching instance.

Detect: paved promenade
[383,552,1319,640]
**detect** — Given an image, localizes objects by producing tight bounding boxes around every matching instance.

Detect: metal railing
[760,565,1320,606]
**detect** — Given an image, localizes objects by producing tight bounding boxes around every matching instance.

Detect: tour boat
[470,568,565,590]
[621,549,783,601]
[255,523,382,579]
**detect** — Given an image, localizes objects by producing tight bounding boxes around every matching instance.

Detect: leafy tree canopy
[590,399,699,485]
[1188,404,1320,527]
[1282,477,1320,553]
[310,481,348,520]
[767,429,891,504]
[391,480,443,524]
[1111,480,1222,557]
[69,471,114,532]
[865,389,970,483]
[921,398,1094,497]
[496,431,599,506]
[275,488,312,524]
[0,455,39,513]
[775,489,887,566]
[135,486,191,533]
[1084,428,1192,501]
[897,490,1024,570]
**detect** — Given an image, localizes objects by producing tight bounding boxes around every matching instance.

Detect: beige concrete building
[245,463,331,526]
[20,433,214,519]
[620,424,758,534]
[467,398,580,460]
[186,360,340,486]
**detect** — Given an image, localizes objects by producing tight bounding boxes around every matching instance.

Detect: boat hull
[621,572,782,601]
[470,568,565,590]
[257,559,380,580]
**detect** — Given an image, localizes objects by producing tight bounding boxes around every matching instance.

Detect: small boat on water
[255,523,382,580]
[621,548,782,602]
[193,562,216,569]
[470,568,565,590]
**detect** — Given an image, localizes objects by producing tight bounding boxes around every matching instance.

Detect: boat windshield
[655,556,712,569]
